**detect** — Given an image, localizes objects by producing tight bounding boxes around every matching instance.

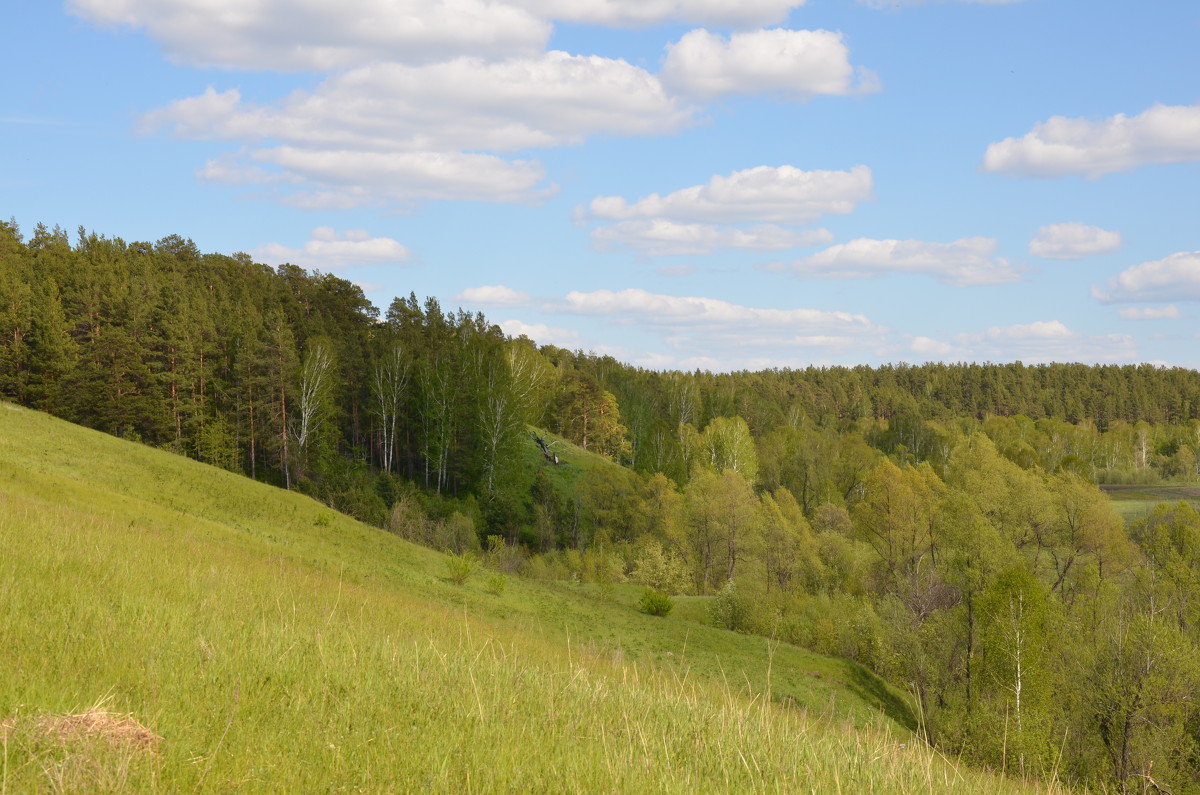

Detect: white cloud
[591,220,832,255]
[252,148,553,206]
[145,56,690,153]
[586,165,872,225]
[1118,306,1181,320]
[70,0,808,74]
[499,319,581,348]
[145,53,691,206]
[556,288,878,331]
[983,320,1073,341]
[251,227,410,270]
[787,237,1019,286]
[196,151,292,185]
[910,336,959,358]
[68,0,551,70]
[455,285,533,307]
[859,0,1022,6]
[1094,251,1200,303]
[982,103,1200,178]
[550,289,885,368]
[1028,223,1121,259]
[963,321,1136,363]
[912,321,1138,364]
[521,0,804,27]
[661,28,879,101]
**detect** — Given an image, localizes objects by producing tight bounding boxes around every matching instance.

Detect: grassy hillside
[0,402,1062,792]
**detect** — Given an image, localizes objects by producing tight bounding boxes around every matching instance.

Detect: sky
[3,0,1199,372]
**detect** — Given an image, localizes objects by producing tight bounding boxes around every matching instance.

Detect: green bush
[444,550,477,585]
[709,580,773,633]
[638,589,674,617]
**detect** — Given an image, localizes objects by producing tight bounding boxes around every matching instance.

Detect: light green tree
[977,567,1055,777]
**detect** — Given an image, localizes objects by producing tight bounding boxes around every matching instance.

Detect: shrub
[444,550,476,585]
[631,539,689,594]
[439,512,479,554]
[638,589,674,617]
[485,534,526,573]
[709,580,774,633]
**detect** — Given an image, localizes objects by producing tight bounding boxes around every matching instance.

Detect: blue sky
[4,0,1199,371]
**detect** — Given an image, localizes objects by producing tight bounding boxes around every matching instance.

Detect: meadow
[1101,483,1200,522]
[0,402,1063,792]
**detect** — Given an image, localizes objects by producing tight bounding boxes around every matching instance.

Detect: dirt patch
[1,709,161,751]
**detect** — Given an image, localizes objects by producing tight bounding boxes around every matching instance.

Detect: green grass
[515,425,627,504]
[1101,484,1200,522]
[0,402,1062,792]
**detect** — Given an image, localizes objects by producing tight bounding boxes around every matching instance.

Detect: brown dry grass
[2,708,160,751]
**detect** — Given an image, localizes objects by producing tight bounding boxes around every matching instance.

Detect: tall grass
[0,403,1062,792]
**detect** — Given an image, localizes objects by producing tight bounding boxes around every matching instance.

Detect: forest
[5,220,1200,792]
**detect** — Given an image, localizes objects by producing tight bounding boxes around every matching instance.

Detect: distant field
[0,403,1062,792]
[1101,484,1200,522]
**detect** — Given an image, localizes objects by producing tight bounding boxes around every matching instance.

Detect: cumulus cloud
[591,220,833,255]
[982,103,1200,178]
[1118,306,1181,320]
[1028,223,1121,259]
[145,56,690,153]
[196,152,291,185]
[70,0,808,72]
[144,53,693,206]
[586,165,872,225]
[914,321,1138,364]
[255,148,552,206]
[661,28,879,101]
[68,0,551,70]
[455,285,533,307]
[251,227,410,270]
[859,0,1022,7]
[556,288,876,329]
[786,237,1019,286]
[963,321,1136,363]
[86,0,884,211]
[910,336,958,358]
[499,319,581,347]
[1093,251,1200,303]
[521,0,804,27]
[546,288,887,370]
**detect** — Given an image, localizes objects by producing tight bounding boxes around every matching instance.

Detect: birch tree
[294,338,335,477]
[371,343,410,474]
[477,351,523,496]
[978,567,1054,777]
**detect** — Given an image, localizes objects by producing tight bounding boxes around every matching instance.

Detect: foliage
[444,550,477,585]
[631,538,690,595]
[638,589,674,617]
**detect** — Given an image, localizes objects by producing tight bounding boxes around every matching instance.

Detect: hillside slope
[0,402,1060,792]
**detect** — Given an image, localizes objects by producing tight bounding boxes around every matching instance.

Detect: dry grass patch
[2,708,161,751]
[2,704,161,793]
